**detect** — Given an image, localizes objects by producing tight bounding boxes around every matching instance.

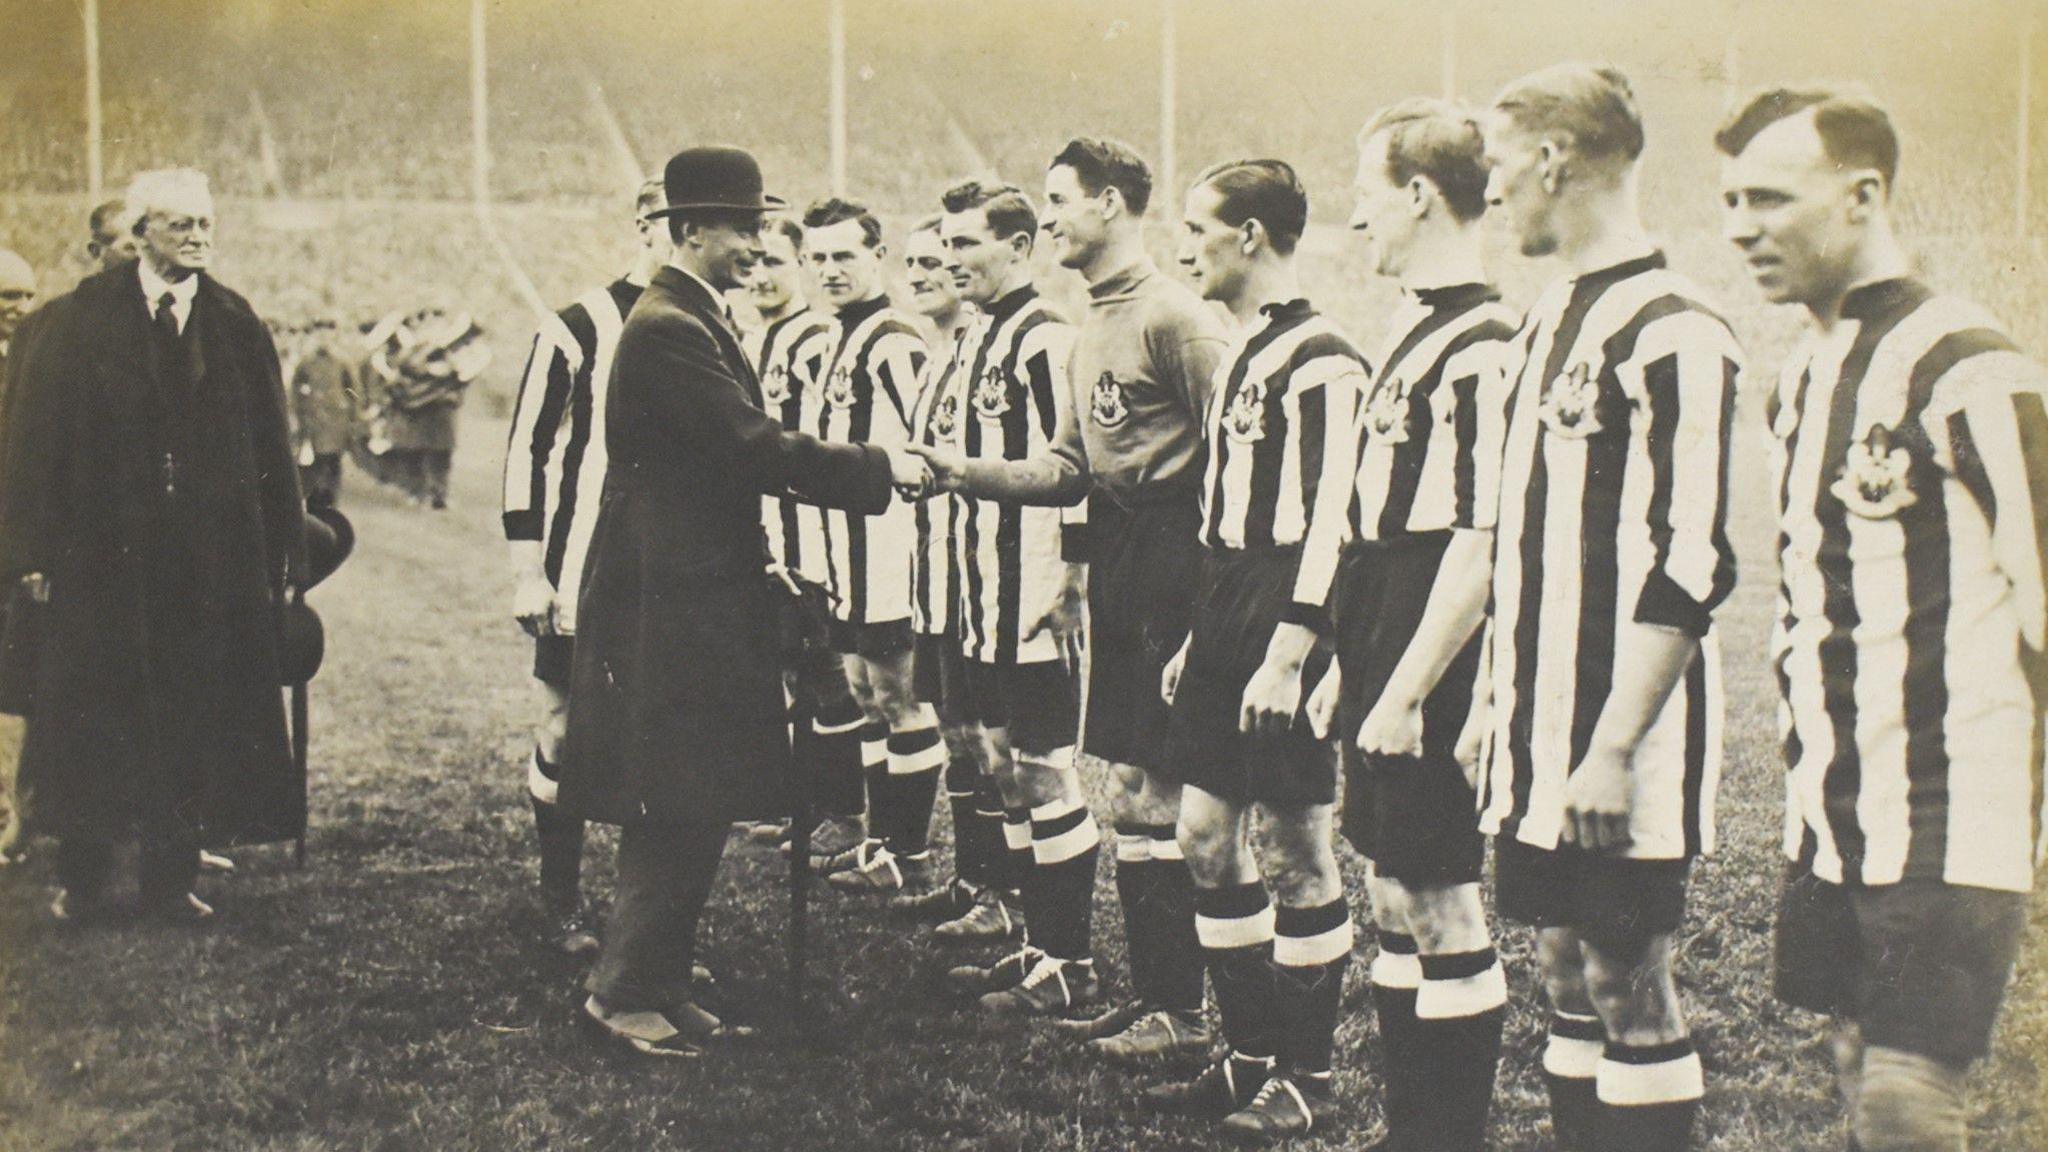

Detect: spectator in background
[0,248,35,867]
[86,199,140,271]
[0,168,307,922]
[292,319,359,509]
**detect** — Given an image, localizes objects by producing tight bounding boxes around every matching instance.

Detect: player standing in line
[914,138,1227,1063]
[923,181,1092,1010]
[501,176,666,957]
[1477,64,1742,1151]
[870,217,1001,919]
[1301,98,1519,1152]
[1137,159,1365,1141]
[745,216,872,860]
[800,199,947,894]
[1719,87,2047,1152]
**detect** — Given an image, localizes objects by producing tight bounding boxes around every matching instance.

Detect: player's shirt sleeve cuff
[1280,600,1332,635]
[1634,573,1714,638]
[503,510,544,541]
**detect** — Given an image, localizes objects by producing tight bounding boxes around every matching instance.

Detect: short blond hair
[124,167,213,225]
[1492,64,1644,165]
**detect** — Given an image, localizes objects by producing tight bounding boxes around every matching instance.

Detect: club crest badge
[762,362,792,406]
[1537,362,1602,439]
[929,392,962,443]
[972,365,1012,420]
[1831,424,1918,519]
[1362,376,1412,446]
[1091,372,1131,429]
[823,364,857,411]
[1223,379,1268,444]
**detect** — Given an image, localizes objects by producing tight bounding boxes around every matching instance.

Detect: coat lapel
[655,267,764,409]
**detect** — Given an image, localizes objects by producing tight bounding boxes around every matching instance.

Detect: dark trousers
[57,834,200,907]
[586,820,730,1012]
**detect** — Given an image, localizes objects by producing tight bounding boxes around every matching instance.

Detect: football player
[1140,158,1365,1142]
[1720,86,2048,1152]
[1303,98,1520,1152]
[1478,64,1743,1151]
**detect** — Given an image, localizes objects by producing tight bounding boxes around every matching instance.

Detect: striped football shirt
[814,294,926,625]
[748,306,835,582]
[1477,252,1742,860]
[953,286,1081,665]
[1771,276,2048,893]
[1197,298,1367,627]
[501,277,641,634]
[910,317,973,638]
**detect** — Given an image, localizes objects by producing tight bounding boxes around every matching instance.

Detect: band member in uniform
[291,319,359,509]
[915,138,1227,1064]
[1478,65,1742,1150]
[888,217,1004,923]
[1303,98,1519,1152]
[799,199,947,893]
[927,181,1090,1010]
[1720,86,2048,1152]
[745,214,870,864]
[501,177,666,957]
[1138,159,1363,1141]
[563,147,928,1056]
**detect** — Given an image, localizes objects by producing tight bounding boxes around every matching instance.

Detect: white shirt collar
[137,260,199,331]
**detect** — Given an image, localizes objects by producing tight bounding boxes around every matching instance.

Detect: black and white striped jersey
[910,318,972,638]
[952,287,1081,665]
[1770,277,2048,893]
[1197,298,1367,627]
[815,294,926,625]
[501,278,641,634]
[747,307,836,583]
[1477,253,1742,860]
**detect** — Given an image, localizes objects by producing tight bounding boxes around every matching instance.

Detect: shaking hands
[892,443,970,502]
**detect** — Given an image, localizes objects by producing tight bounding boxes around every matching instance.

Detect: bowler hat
[301,505,355,590]
[646,146,786,218]
[278,599,325,686]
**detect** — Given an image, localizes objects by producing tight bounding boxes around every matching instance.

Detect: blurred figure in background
[0,247,36,867]
[376,308,488,509]
[85,199,140,271]
[291,319,360,509]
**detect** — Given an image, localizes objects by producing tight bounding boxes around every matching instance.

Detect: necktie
[155,292,180,339]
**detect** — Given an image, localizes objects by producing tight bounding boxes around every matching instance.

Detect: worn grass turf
[0,415,2041,1152]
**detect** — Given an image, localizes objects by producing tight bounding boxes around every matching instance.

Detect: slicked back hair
[801,197,885,248]
[1359,97,1491,223]
[1050,137,1153,216]
[635,177,666,218]
[768,215,805,250]
[1192,158,1308,256]
[1715,85,1900,191]
[1492,63,1645,166]
[940,179,1039,242]
[88,198,131,242]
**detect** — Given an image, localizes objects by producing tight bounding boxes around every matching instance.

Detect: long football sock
[1001,807,1034,908]
[1144,824,1204,1014]
[1272,899,1353,1077]
[1415,945,1508,1152]
[1596,1038,1703,1152]
[1543,1010,1606,1152]
[1028,795,1100,960]
[1195,881,1276,1062]
[811,700,869,820]
[528,749,583,913]
[1370,932,1423,1144]
[948,789,993,887]
[857,721,890,841]
[883,711,945,855]
[1112,822,1159,1004]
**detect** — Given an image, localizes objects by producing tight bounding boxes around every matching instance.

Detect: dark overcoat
[0,263,307,845]
[561,267,892,826]
[291,347,359,457]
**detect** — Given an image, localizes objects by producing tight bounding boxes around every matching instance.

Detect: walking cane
[291,585,309,869]
[788,722,814,1021]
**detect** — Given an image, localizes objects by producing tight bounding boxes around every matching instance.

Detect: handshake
[886,444,965,502]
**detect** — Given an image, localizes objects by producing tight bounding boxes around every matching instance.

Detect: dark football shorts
[533,633,575,689]
[1334,535,1485,886]
[913,628,969,722]
[830,615,915,662]
[963,658,1078,758]
[1082,492,1204,773]
[1160,546,1336,807]
[1494,835,1693,958]
[1774,863,2029,1066]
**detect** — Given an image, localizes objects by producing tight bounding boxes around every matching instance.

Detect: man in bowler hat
[560,145,931,1055]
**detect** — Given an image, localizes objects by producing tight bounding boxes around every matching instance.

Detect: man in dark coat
[291,319,359,508]
[0,248,35,865]
[0,168,305,922]
[563,146,929,1056]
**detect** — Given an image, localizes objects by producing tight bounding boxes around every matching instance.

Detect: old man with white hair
[0,167,307,923]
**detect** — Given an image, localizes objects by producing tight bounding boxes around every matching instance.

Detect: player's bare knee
[1582,936,1685,1043]
[1401,882,1491,955]
[1853,1046,1969,1152]
[1250,807,1339,907]
[1536,929,1593,1013]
